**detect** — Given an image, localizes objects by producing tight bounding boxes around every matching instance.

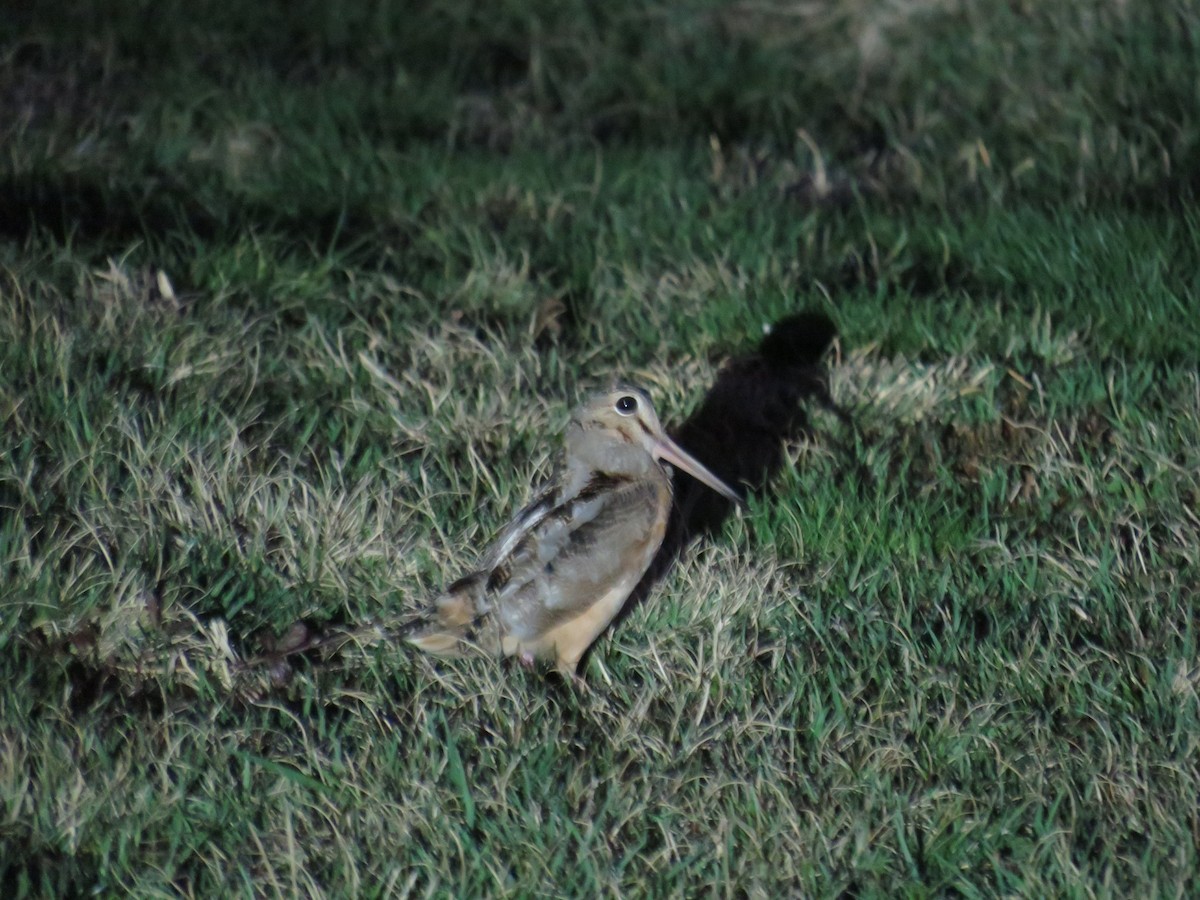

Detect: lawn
[2,1,1199,895]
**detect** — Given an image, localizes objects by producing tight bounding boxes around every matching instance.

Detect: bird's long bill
[652,436,743,503]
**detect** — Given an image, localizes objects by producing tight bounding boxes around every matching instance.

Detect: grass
[2,0,1199,895]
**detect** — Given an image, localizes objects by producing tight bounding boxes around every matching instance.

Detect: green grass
[3,0,1199,895]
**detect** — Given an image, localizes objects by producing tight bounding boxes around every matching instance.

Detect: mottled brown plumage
[403,387,741,679]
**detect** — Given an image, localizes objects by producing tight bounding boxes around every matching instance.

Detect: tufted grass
[2,1,1198,896]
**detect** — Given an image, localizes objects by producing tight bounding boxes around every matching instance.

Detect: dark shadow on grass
[617,310,849,626]
[0,172,221,246]
[0,171,411,260]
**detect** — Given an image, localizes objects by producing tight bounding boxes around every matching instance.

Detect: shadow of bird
[639,310,847,591]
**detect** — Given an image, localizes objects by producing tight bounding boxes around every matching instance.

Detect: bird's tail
[399,572,492,656]
[234,573,493,681]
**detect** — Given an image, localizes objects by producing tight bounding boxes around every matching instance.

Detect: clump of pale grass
[832,345,997,425]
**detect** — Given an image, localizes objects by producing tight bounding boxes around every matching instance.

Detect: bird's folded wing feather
[486,475,660,642]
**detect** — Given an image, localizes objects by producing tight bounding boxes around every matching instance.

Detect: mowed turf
[2,1,1199,896]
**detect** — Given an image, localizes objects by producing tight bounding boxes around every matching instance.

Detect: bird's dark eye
[615,395,638,416]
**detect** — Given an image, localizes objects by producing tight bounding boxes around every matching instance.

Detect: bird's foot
[555,661,588,690]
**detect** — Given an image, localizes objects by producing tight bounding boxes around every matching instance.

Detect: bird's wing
[485,474,663,643]
[481,482,564,575]
[401,480,564,656]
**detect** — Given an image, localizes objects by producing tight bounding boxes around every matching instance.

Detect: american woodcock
[403,387,742,680]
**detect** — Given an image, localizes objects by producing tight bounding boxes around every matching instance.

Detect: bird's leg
[518,650,537,670]
[556,656,589,690]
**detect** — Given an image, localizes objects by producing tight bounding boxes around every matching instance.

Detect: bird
[401,386,743,681]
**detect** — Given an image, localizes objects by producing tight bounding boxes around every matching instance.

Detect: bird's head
[568,387,742,503]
